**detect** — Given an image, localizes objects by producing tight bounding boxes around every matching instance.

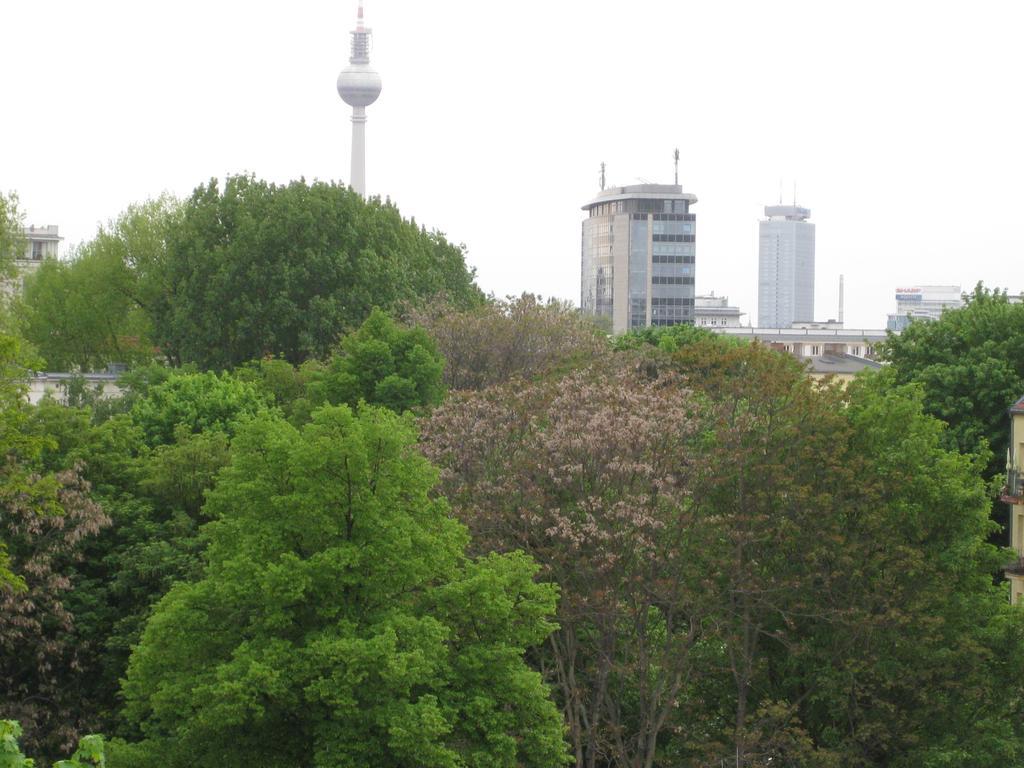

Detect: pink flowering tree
[423,359,717,768]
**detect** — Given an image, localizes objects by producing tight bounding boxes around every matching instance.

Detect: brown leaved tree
[423,358,716,768]
[0,466,109,759]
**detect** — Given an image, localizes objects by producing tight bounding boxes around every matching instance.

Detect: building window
[32,241,44,260]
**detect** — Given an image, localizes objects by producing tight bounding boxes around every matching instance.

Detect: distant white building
[694,294,744,327]
[710,325,886,360]
[3,224,61,298]
[758,205,815,328]
[26,370,124,406]
[886,285,962,331]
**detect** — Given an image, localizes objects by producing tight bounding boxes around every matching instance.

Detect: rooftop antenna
[778,178,783,204]
[792,181,797,206]
[839,274,845,326]
[600,161,606,191]
[673,148,680,186]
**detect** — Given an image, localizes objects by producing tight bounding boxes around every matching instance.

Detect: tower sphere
[337,65,382,107]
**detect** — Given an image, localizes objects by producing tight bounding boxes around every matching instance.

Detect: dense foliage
[304,308,444,412]
[118,405,569,768]
[882,284,1024,480]
[408,294,607,391]
[5,184,1024,768]
[0,191,24,279]
[18,199,175,371]
[18,178,481,371]
[424,340,1024,767]
[0,721,105,768]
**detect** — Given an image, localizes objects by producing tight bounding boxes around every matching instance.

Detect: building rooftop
[1010,395,1024,414]
[763,205,811,221]
[24,225,61,241]
[712,326,889,342]
[582,183,698,210]
[806,354,883,376]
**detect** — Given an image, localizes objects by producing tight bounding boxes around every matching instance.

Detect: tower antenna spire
[673,148,680,186]
[600,161,606,191]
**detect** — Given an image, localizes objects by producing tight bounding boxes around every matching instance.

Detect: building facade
[886,285,963,331]
[710,325,885,359]
[2,225,60,298]
[581,184,697,334]
[26,370,124,406]
[694,294,744,327]
[757,205,815,328]
[1004,395,1024,604]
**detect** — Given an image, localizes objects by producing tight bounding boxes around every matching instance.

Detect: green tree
[152,176,481,368]
[119,405,568,768]
[0,720,107,768]
[128,369,271,446]
[880,284,1024,480]
[306,308,444,413]
[0,191,24,280]
[18,198,176,371]
[804,375,1024,767]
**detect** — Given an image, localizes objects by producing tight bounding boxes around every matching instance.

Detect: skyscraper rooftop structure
[337,0,381,197]
[581,180,697,335]
[757,204,815,328]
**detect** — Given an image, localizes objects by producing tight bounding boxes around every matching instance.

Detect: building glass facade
[581,184,697,334]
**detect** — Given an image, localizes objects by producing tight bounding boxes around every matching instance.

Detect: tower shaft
[350,107,367,197]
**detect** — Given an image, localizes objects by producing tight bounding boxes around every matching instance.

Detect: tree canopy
[881,284,1024,479]
[152,177,481,368]
[18,179,482,372]
[409,294,607,391]
[423,342,1024,767]
[305,307,444,413]
[118,405,568,768]
[18,198,175,371]
[0,190,24,279]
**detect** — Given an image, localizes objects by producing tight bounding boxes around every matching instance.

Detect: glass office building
[581,184,697,334]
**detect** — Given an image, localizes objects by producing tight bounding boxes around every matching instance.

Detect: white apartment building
[694,294,744,327]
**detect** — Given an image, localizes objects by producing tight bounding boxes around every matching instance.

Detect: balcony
[1005,556,1024,576]
[1002,468,1024,505]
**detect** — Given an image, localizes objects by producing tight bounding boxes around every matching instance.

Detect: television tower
[336,0,382,196]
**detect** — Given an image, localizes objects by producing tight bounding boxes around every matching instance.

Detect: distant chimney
[838,274,845,325]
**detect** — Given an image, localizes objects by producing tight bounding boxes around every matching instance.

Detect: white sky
[5,0,1024,329]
